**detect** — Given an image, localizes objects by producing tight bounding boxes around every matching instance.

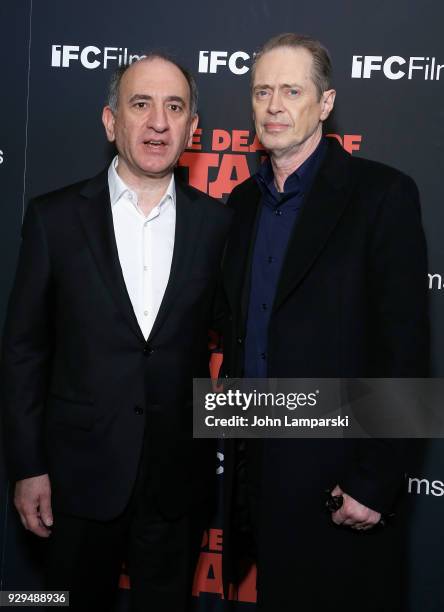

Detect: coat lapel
[272,139,354,313]
[147,178,206,343]
[223,179,262,326]
[77,170,145,344]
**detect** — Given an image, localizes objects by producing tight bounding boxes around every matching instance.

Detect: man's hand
[330,484,381,531]
[14,474,53,537]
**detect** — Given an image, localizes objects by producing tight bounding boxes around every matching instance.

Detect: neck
[270,128,322,192]
[116,159,173,216]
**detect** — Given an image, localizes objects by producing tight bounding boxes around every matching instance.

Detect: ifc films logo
[51,45,144,69]
[352,55,443,80]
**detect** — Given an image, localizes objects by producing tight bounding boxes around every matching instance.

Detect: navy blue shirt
[244,138,326,377]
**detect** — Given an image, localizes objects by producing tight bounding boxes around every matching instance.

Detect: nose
[267,89,283,115]
[148,102,168,132]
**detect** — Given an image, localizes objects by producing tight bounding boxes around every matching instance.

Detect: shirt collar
[256,136,326,201]
[107,155,176,210]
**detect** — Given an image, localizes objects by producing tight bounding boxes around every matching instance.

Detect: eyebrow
[128,93,187,106]
[253,83,303,91]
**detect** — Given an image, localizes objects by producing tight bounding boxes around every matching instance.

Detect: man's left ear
[187,114,199,148]
[320,89,336,121]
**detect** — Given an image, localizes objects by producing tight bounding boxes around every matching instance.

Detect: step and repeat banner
[1,1,443,610]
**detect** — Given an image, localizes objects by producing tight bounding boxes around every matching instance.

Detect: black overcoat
[218,138,429,611]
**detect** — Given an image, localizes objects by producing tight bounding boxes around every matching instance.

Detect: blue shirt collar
[255,136,326,203]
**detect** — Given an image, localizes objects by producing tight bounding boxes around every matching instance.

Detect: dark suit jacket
[1,169,232,521]
[218,138,429,608]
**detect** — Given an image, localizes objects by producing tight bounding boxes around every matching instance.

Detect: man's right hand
[14,474,53,537]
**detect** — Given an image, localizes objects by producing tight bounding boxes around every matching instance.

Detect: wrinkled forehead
[119,58,191,103]
[253,46,315,87]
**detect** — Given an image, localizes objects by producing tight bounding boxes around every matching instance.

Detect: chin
[139,159,173,173]
[143,165,174,178]
[264,140,293,154]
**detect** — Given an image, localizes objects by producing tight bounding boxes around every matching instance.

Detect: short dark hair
[252,33,333,99]
[107,51,198,116]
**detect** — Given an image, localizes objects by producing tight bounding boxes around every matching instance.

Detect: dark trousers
[44,447,208,612]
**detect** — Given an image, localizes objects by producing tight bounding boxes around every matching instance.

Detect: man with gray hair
[1,52,231,611]
[218,33,429,611]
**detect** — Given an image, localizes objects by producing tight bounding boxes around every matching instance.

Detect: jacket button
[143,345,154,356]
[237,337,243,344]
[134,405,144,415]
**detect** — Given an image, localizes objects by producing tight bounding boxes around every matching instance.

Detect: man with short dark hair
[1,53,231,612]
[219,33,429,611]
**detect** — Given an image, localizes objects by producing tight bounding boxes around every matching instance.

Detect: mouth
[264,123,289,132]
[143,139,167,149]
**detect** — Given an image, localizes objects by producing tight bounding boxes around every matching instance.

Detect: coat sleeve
[340,172,430,513]
[1,200,53,482]
[366,172,429,376]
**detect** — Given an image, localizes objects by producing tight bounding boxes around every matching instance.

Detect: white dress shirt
[108,156,176,340]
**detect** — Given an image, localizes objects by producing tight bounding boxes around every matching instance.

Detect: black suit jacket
[218,138,429,605]
[1,170,232,521]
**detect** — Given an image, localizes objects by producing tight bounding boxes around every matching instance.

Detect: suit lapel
[223,179,262,326]
[77,171,145,344]
[272,139,354,313]
[147,178,206,342]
